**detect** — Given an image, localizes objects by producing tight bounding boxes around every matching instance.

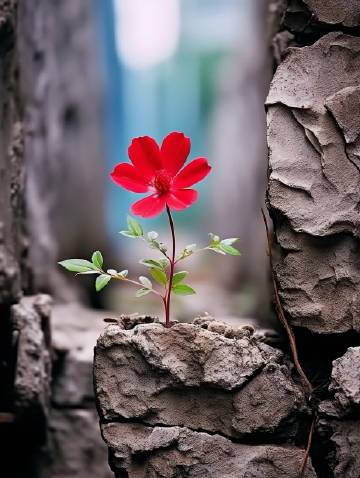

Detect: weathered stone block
[94,317,314,476]
[95,319,307,440]
[267,32,360,334]
[11,294,52,434]
[103,423,316,478]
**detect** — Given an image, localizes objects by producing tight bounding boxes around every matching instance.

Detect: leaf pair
[59,251,116,292]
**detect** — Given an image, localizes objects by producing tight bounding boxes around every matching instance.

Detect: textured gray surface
[94,317,313,476]
[103,423,317,478]
[267,32,360,334]
[330,347,360,411]
[303,0,360,27]
[11,295,52,429]
[42,303,117,478]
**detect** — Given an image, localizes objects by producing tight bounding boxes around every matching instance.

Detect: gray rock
[40,409,113,478]
[329,347,360,413]
[102,423,317,478]
[303,0,360,27]
[51,303,116,407]
[266,32,360,334]
[319,419,360,478]
[11,294,52,431]
[94,319,306,441]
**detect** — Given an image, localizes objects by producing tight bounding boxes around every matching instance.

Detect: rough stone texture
[103,423,317,478]
[267,32,360,334]
[0,0,29,308]
[303,0,360,27]
[319,420,360,478]
[317,347,360,477]
[11,294,52,432]
[94,317,314,476]
[329,347,360,414]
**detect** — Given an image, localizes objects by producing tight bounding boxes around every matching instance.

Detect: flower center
[153,169,172,194]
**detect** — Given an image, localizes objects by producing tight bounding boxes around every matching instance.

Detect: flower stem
[165,205,176,327]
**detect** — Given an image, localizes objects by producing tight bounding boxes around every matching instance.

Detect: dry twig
[261,208,315,477]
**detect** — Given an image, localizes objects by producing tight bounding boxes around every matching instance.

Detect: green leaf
[139,259,165,271]
[207,246,226,255]
[139,276,152,289]
[92,250,103,269]
[95,274,111,292]
[172,271,187,286]
[150,268,167,286]
[135,288,152,297]
[119,230,138,238]
[172,284,196,295]
[221,238,239,246]
[127,216,143,236]
[219,244,241,255]
[58,259,97,273]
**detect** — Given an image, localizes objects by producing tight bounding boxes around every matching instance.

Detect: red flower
[110,132,211,218]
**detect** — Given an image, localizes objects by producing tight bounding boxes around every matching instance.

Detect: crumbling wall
[267,1,360,476]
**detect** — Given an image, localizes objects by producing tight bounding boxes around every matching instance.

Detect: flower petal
[173,158,211,188]
[161,132,191,176]
[166,189,198,210]
[131,194,166,218]
[110,163,150,193]
[128,136,162,178]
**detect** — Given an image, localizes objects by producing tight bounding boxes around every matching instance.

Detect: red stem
[165,205,176,327]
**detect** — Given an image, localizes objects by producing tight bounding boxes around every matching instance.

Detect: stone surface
[267,32,360,334]
[329,347,360,414]
[318,419,360,478]
[303,0,360,27]
[95,318,307,441]
[94,317,314,476]
[40,409,113,478]
[103,423,317,478]
[47,303,117,477]
[51,303,116,407]
[11,294,52,434]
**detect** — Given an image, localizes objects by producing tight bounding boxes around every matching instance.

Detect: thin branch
[299,413,317,477]
[111,275,164,299]
[261,208,313,396]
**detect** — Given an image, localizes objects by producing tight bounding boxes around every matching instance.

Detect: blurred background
[57,0,272,325]
[0,1,277,476]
